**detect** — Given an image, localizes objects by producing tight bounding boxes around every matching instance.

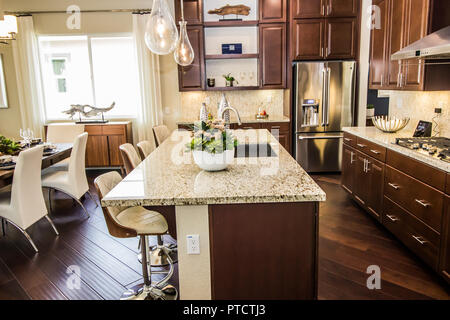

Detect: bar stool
[119,143,178,267]
[95,171,178,300]
[152,125,170,147]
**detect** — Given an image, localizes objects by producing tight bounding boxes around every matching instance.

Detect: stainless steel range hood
[392,26,450,60]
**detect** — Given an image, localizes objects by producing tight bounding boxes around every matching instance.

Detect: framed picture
[0,54,8,109]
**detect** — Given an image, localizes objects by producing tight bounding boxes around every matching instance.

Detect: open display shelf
[205,54,259,60]
[176,0,287,91]
[203,20,259,27]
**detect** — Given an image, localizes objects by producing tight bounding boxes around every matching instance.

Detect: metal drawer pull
[357,143,366,148]
[412,235,427,245]
[386,215,399,222]
[415,199,431,208]
[344,138,352,142]
[370,149,381,155]
[388,183,400,190]
[350,152,355,164]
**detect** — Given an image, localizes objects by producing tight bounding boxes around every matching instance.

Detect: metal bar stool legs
[138,235,178,268]
[121,235,178,300]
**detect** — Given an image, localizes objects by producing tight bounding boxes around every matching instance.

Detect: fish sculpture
[62,102,115,119]
[208,4,251,17]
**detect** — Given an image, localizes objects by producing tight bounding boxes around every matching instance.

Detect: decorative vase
[193,149,235,171]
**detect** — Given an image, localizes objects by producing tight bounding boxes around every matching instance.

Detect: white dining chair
[152,125,170,148]
[41,132,95,218]
[0,145,59,253]
[46,123,85,171]
[137,140,153,160]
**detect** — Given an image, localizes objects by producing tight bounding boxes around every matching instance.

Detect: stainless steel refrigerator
[293,61,356,172]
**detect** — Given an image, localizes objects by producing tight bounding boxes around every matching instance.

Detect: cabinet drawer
[383,196,440,270]
[355,137,386,162]
[103,125,126,136]
[261,122,290,132]
[84,125,103,135]
[385,165,444,232]
[343,132,357,147]
[386,149,446,192]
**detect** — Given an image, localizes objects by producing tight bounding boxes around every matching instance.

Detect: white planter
[193,149,234,172]
[367,108,375,117]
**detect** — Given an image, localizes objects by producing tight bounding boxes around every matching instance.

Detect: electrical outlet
[186,234,200,255]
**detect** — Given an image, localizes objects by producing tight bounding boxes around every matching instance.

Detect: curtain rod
[4,9,152,16]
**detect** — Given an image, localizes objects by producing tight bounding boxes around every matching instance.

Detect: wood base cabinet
[441,196,450,283]
[341,132,449,279]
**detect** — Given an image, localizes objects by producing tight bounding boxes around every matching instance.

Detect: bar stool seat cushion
[116,207,168,235]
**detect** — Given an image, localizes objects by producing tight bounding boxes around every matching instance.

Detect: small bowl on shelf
[372,116,410,133]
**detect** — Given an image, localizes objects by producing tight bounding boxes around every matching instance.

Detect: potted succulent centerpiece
[187,119,238,172]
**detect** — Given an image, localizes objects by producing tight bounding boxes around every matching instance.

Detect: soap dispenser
[200,102,208,122]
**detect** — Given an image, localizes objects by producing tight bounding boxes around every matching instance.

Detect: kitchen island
[102,129,326,300]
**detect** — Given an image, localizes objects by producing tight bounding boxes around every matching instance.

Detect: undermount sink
[234,143,277,158]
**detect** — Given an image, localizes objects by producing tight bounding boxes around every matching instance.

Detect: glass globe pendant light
[174,0,194,66]
[144,0,179,55]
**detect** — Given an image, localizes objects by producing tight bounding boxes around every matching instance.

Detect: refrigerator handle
[326,67,331,126]
[321,68,327,127]
[349,64,356,126]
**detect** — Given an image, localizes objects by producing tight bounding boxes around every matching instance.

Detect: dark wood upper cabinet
[260,23,286,88]
[292,17,357,60]
[401,0,430,90]
[325,18,357,59]
[178,26,205,91]
[175,0,203,25]
[327,0,359,17]
[369,0,389,88]
[386,0,406,88]
[292,0,358,18]
[292,19,325,60]
[259,0,287,22]
[292,0,326,18]
[369,0,450,91]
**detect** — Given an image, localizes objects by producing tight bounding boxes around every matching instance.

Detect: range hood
[391,26,450,60]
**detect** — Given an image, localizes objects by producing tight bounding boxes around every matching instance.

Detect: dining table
[0,143,73,189]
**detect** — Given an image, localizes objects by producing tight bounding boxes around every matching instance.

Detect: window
[38,35,140,120]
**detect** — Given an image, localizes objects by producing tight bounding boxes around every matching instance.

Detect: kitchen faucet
[220,106,242,129]
[217,93,242,129]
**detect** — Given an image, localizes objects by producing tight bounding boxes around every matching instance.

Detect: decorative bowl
[371,116,410,133]
[193,149,234,172]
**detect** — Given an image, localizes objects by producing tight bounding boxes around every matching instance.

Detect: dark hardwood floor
[0,171,448,300]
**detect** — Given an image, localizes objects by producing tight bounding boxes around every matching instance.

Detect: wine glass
[19,128,32,148]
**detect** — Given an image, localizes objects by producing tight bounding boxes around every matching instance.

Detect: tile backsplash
[387,90,450,137]
[179,90,285,120]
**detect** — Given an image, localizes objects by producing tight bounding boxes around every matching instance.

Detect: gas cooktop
[395,137,450,163]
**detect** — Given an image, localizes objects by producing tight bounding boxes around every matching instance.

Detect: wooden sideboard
[45,122,132,168]
[84,122,132,168]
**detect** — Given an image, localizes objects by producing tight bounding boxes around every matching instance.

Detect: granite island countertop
[343,127,450,173]
[102,129,326,207]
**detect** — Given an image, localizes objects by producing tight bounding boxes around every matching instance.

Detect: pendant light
[174,0,194,66]
[144,0,179,55]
